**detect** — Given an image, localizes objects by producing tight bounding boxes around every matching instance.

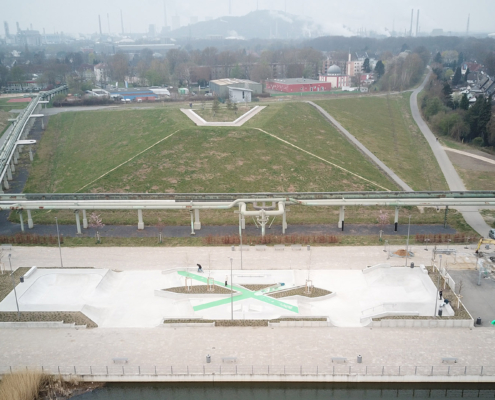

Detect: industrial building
[265,78,332,93]
[209,78,262,98]
[228,87,252,103]
[108,88,158,101]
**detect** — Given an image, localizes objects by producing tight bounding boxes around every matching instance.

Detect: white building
[319,64,349,88]
[228,87,252,103]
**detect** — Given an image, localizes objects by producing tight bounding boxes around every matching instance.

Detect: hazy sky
[3,0,495,36]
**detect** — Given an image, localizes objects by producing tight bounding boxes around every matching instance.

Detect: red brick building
[265,78,332,93]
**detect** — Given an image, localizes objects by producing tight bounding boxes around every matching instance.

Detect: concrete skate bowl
[19,273,103,307]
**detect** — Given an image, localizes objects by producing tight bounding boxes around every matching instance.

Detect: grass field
[315,93,448,191]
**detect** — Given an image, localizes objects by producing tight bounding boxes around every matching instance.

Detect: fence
[1,365,494,378]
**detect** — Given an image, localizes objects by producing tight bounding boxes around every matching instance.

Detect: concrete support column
[19,212,24,232]
[29,149,33,162]
[138,209,144,230]
[394,207,399,232]
[338,206,345,231]
[82,210,88,229]
[6,166,12,180]
[282,210,287,234]
[41,118,44,129]
[75,211,81,234]
[18,145,22,153]
[27,210,33,229]
[3,176,9,190]
[190,210,195,235]
[13,150,18,164]
[10,161,15,173]
[194,209,201,230]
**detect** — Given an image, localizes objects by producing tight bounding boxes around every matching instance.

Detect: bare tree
[89,212,105,243]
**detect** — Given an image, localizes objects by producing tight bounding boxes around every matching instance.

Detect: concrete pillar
[241,214,246,230]
[338,206,345,230]
[282,210,287,234]
[190,210,195,235]
[10,161,15,173]
[3,176,9,190]
[82,210,88,229]
[194,209,201,230]
[27,210,33,229]
[13,150,18,164]
[19,212,24,232]
[138,209,144,230]
[6,166,12,180]
[41,118,44,129]
[18,145,22,153]
[394,207,399,232]
[29,148,33,162]
[75,211,81,234]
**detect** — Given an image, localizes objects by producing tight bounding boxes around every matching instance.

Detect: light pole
[434,255,442,316]
[238,213,243,270]
[228,257,233,320]
[405,215,412,267]
[8,254,20,319]
[55,217,63,268]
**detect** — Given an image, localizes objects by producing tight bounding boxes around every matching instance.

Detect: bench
[112,357,128,364]
[1,244,12,251]
[331,357,347,364]
[291,244,302,251]
[274,245,285,251]
[255,245,267,251]
[442,357,458,364]
[222,357,237,363]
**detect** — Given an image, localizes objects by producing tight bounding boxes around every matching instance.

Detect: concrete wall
[371,318,473,328]
[0,321,86,329]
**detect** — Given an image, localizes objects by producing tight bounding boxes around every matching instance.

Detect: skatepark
[0,261,448,328]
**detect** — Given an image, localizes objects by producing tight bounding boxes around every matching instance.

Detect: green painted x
[177,271,299,313]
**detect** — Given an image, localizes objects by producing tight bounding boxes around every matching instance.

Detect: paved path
[306,101,413,192]
[410,69,492,237]
[180,106,265,127]
[5,244,474,272]
[443,147,495,166]
[43,105,119,116]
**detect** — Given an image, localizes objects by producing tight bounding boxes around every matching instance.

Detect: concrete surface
[0,265,443,328]
[180,106,265,126]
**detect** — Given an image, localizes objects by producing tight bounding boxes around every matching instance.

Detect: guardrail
[1,364,494,378]
[0,85,67,185]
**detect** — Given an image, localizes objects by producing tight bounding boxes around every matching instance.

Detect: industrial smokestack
[164,0,168,28]
[98,15,102,35]
[466,14,470,37]
[229,0,232,14]
[120,10,124,34]
[416,10,419,37]
[409,9,413,37]
[107,13,110,33]
[16,22,20,33]
[4,21,9,38]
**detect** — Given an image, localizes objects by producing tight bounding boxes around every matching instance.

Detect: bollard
[357,355,362,363]
[206,354,211,363]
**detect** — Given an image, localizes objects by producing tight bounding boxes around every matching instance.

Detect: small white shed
[228,87,252,103]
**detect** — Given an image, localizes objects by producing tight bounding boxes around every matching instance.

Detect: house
[94,63,108,84]
[228,87,252,103]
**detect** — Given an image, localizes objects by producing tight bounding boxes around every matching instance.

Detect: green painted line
[177,271,299,313]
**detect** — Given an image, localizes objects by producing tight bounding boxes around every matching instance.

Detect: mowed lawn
[315,94,448,191]
[25,102,396,194]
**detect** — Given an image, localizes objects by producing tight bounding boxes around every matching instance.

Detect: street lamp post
[55,217,63,268]
[8,254,20,319]
[405,215,412,267]
[228,257,233,320]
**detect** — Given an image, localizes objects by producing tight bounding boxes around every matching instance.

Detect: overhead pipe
[239,201,285,237]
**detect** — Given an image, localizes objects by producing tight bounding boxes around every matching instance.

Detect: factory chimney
[98,15,102,36]
[4,21,10,38]
[164,0,168,29]
[409,9,413,37]
[120,10,124,34]
[416,10,419,37]
[466,14,470,37]
[16,22,20,33]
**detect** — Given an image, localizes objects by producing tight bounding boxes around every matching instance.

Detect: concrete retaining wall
[154,290,235,300]
[371,318,473,328]
[0,321,86,329]
[268,320,333,327]
[362,264,391,274]
[160,322,215,328]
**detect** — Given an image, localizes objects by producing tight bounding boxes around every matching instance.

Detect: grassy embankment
[12,99,476,236]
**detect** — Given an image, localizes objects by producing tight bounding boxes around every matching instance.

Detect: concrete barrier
[371,318,473,328]
[362,263,391,274]
[0,321,86,329]
[23,266,37,279]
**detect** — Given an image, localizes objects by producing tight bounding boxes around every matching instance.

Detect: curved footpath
[306,101,413,192]
[410,69,492,237]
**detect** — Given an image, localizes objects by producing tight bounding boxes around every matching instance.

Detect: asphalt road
[409,68,492,237]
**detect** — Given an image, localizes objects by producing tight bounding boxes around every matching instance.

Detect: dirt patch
[0,311,98,327]
[239,284,277,291]
[268,287,332,298]
[0,267,30,301]
[164,285,234,294]
[394,249,413,257]
[163,317,327,327]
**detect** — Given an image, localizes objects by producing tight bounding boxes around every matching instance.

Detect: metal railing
[1,364,494,378]
[0,85,67,183]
